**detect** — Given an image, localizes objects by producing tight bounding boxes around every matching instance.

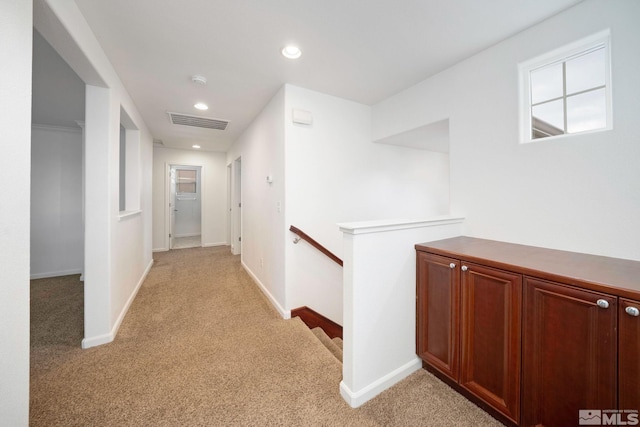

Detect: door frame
[165,162,205,250]
[226,163,232,246]
[230,156,242,255]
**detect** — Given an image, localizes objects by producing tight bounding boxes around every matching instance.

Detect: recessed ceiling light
[192,145,201,149]
[281,45,302,59]
[194,103,208,111]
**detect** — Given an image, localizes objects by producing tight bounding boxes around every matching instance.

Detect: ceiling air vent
[167,112,229,131]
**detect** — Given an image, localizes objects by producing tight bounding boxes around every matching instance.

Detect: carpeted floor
[30,246,502,426]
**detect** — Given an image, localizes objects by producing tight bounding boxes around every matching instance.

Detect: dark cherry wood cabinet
[522,277,617,427]
[460,262,521,423]
[416,236,640,427]
[416,254,522,424]
[619,298,640,411]
[416,252,460,381]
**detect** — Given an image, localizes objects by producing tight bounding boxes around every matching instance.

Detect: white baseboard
[174,233,201,238]
[82,259,154,349]
[30,268,82,280]
[81,332,113,349]
[153,242,227,252]
[339,357,422,408]
[241,260,290,320]
[202,241,228,248]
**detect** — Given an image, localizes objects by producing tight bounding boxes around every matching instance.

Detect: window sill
[118,210,142,221]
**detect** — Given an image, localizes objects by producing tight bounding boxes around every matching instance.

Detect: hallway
[30,246,499,426]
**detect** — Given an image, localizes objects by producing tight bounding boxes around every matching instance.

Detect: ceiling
[63,0,584,152]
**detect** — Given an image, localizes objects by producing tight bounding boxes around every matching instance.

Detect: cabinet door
[620,298,640,411]
[459,262,522,424]
[416,252,460,380]
[523,277,617,427]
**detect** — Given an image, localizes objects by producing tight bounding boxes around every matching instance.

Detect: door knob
[596,299,609,309]
[626,306,640,317]
[449,263,456,269]
[461,265,468,272]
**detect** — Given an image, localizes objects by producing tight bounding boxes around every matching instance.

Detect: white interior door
[232,157,242,255]
[169,167,176,249]
[226,164,231,246]
[173,167,201,237]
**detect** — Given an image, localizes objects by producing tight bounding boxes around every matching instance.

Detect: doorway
[169,165,202,250]
[231,157,242,255]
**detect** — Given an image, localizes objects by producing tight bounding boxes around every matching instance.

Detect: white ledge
[338,215,465,235]
[118,210,142,221]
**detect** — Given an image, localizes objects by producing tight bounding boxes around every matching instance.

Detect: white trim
[118,209,142,221]
[339,357,422,408]
[152,242,226,252]
[81,259,154,349]
[30,269,82,280]
[202,241,228,248]
[81,332,112,349]
[174,232,201,238]
[241,261,290,319]
[518,29,612,144]
[31,123,83,133]
[165,162,205,251]
[338,216,465,235]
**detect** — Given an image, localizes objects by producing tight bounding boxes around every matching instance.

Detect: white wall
[373,0,640,262]
[36,0,154,348]
[0,0,31,423]
[226,87,287,316]
[284,85,450,324]
[152,148,227,250]
[225,84,451,325]
[31,125,84,279]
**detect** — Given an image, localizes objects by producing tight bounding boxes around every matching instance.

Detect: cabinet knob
[596,299,610,309]
[449,263,456,269]
[461,265,468,272]
[626,306,640,317]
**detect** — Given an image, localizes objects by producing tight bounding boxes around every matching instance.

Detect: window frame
[118,107,141,216]
[518,30,613,144]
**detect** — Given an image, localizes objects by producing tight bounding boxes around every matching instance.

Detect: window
[519,30,612,143]
[119,125,126,211]
[177,169,196,194]
[119,107,141,214]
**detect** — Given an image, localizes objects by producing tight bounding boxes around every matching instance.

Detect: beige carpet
[30,246,502,426]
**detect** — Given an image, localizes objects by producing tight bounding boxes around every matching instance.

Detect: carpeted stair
[311,327,342,363]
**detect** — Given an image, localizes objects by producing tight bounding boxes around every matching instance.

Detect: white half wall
[0,0,31,423]
[152,148,228,251]
[372,0,640,262]
[31,125,83,279]
[339,217,464,407]
[284,85,451,325]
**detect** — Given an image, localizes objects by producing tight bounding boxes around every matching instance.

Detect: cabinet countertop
[416,236,640,300]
